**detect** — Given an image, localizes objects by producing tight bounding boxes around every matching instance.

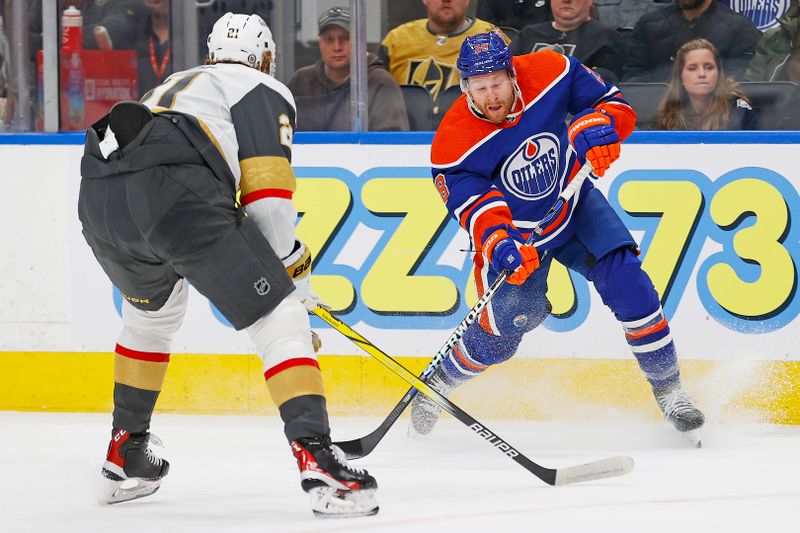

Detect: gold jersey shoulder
[382,19,507,99]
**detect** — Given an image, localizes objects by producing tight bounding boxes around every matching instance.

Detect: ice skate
[100,429,170,504]
[291,436,378,518]
[408,367,456,437]
[654,385,705,447]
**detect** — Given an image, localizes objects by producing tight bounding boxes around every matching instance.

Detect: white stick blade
[554,455,635,486]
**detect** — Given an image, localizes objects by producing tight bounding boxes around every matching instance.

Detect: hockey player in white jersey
[78,13,378,518]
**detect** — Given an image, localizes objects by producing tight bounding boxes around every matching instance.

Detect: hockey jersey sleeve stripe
[195,117,227,162]
[231,84,296,162]
[239,156,296,204]
[468,202,514,248]
[241,189,293,204]
[453,193,482,222]
[457,189,506,228]
[595,93,636,140]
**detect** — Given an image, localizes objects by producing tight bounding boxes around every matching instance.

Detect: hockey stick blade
[333,161,596,460]
[315,306,634,486]
[554,455,635,486]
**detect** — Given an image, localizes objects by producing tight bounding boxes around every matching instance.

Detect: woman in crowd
[657,38,759,130]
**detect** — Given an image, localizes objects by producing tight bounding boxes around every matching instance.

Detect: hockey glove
[567,108,620,177]
[283,241,326,353]
[283,240,329,311]
[482,225,539,285]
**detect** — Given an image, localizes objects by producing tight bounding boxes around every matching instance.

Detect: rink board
[1,132,799,422]
[2,351,799,424]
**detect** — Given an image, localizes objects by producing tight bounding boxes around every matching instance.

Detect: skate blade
[407,420,427,439]
[309,487,379,518]
[99,476,162,505]
[681,429,702,448]
[406,414,439,439]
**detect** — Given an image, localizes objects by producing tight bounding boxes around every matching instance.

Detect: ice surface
[1,411,798,532]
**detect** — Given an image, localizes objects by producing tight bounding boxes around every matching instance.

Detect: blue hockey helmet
[457,32,523,122]
[456,32,513,81]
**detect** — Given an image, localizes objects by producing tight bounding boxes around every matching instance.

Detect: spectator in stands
[68,0,146,51]
[288,6,408,132]
[745,1,799,83]
[477,0,552,32]
[510,0,626,82]
[656,38,758,130]
[137,0,171,96]
[380,0,503,103]
[593,0,671,33]
[624,0,762,82]
[717,0,792,33]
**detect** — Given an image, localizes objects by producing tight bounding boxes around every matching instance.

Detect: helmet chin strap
[505,79,524,122]
[462,74,524,124]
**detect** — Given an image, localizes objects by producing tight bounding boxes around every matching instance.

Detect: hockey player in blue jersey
[412,32,705,443]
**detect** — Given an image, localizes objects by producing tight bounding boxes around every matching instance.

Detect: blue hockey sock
[439,315,526,385]
[621,307,680,390]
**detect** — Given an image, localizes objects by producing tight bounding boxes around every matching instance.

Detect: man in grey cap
[288,6,409,131]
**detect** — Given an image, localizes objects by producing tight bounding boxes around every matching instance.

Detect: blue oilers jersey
[430,51,636,259]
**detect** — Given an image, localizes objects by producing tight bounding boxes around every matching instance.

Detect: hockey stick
[334,161,595,459]
[313,305,634,485]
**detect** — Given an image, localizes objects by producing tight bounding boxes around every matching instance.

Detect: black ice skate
[100,428,170,504]
[654,385,705,447]
[408,367,456,437]
[291,436,378,518]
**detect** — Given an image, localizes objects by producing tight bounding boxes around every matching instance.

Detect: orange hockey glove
[482,225,540,285]
[567,109,621,177]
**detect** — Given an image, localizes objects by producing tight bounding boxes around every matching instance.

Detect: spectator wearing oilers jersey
[79,12,378,518]
[412,32,705,445]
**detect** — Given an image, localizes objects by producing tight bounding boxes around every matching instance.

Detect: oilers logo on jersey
[501,133,560,200]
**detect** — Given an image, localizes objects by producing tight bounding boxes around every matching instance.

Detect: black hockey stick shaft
[314,306,634,485]
[334,162,595,459]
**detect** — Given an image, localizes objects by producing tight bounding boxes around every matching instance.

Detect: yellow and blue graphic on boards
[112,165,799,335]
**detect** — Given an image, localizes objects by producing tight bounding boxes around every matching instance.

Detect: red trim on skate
[106,429,129,469]
[290,441,362,491]
[115,344,170,363]
[264,357,320,380]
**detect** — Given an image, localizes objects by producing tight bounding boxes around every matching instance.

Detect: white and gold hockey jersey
[140,62,298,259]
[381,18,505,100]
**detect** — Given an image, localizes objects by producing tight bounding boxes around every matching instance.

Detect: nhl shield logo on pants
[254,277,271,296]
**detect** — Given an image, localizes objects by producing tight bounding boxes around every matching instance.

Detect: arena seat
[617,82,670,131]
[434,85,463,128]
[400,84,434,131]
[738,81,798,130]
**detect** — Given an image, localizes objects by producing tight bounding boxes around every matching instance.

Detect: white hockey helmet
[207,12,276,76]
